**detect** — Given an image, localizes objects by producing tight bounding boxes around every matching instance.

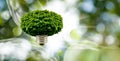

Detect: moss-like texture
[21,10,63,36]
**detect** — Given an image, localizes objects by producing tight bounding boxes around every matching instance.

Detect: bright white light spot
[0,42,15,55]
[20,39,32,51]
[0,38,32,60]
[79,25,87,36]
[96,23,105,33]
[92,34,103,44]
[13,50,27,60]
[65,0,77,6]
[105,35,115,45]
[43,0,65,14]
[1,10,10,21]
[81,1,96,13]
[43,0,79,43]
[101,12,110,21]
[12,38,32,60]
[45,34,64,56]
[118,18,120,26]
[106,1,114,10]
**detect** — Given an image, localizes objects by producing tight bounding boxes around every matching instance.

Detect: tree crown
[21,10,63,36]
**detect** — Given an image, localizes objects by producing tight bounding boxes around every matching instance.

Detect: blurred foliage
[18,0,29,12]
[0,0,48,40]
[26,48,47,61]
[0,18,17,39]
[76,0,120,46]
[39,0,48,5]
[70,29,81,41]
[17,0,48,12]
[0,15,4,26]
[64,41,120,61]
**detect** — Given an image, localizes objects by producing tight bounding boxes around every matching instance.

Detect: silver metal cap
[36,35,48,45]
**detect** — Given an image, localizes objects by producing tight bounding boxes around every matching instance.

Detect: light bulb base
[36,35,48,46]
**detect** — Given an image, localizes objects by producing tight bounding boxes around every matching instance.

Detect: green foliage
[70,29,81,41]
[38,0,47,5]
[18,0,29,12]
[26,48,46,61]
[0,16,4,27]
[21,10,63,36]
[76,0,120,45]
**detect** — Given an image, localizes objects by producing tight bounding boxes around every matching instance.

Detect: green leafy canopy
[21,10,63,36]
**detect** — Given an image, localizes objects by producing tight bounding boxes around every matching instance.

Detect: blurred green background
[1,0,120,61]
[1,0,120,46]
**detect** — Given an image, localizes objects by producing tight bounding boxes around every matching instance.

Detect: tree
[21,10,63,36]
